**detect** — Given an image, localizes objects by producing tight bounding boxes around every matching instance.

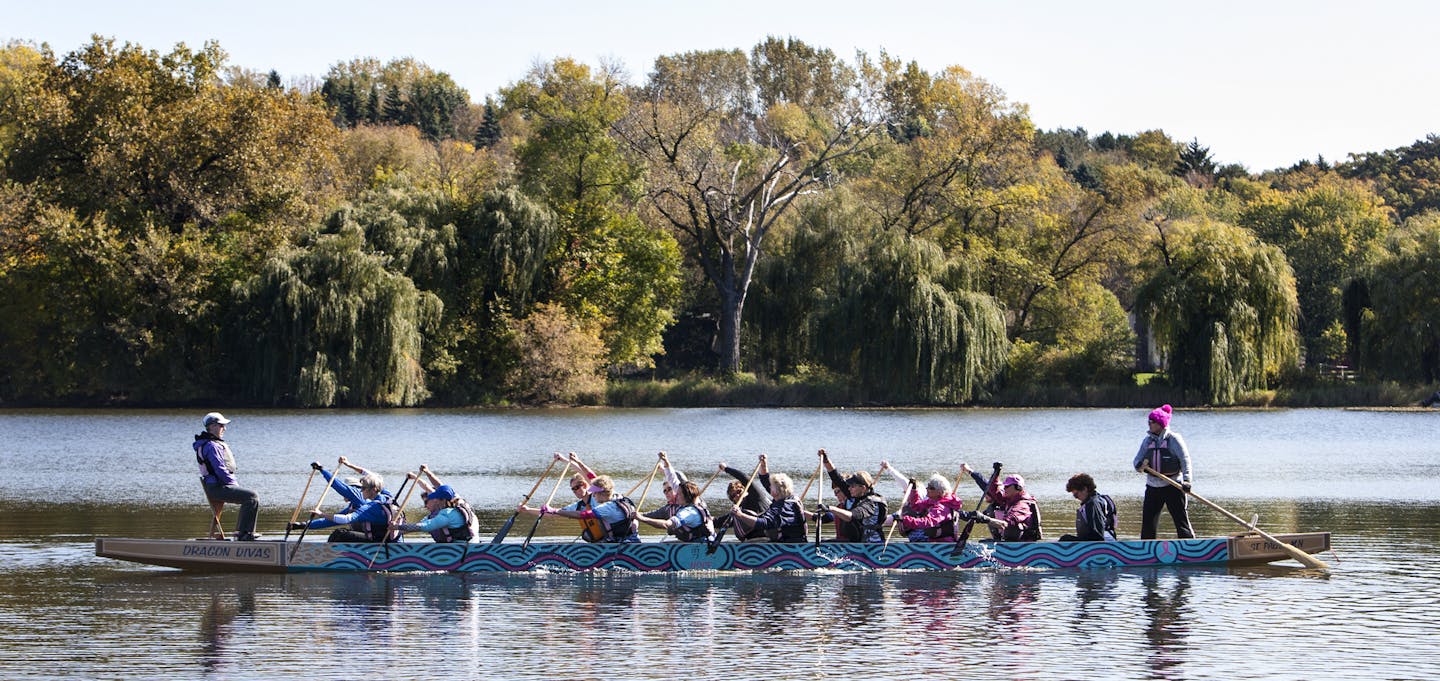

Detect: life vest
[993,494,1043,542]
[354,496,403,542]
[1146,434,1183,476]
[598,496,639,542]
[922,511,957,539]
[576,498,605,543]
[1020,498,1044,541]
[670,504,715,543]
[428,499,476,543]
[765,499,809,542]
[193,434,234,484]
[1096,493,1117,539]
[839,494,888,543]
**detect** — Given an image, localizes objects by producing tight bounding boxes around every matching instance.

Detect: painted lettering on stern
[179,544,274,560]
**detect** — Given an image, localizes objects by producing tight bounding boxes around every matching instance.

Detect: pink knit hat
[1148,404,1173,428]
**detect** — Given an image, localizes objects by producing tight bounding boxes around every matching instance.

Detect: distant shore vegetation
[3,36,1440,408]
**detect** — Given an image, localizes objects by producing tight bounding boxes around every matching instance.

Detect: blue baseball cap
[424,484,457,502]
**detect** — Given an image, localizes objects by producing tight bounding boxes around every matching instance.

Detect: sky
[7,0,1437,171]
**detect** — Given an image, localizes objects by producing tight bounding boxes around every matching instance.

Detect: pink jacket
[897,491,967,539]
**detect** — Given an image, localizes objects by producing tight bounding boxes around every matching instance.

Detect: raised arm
[658,452,682,490]
[568,452,598,481]
[420,464,443,488]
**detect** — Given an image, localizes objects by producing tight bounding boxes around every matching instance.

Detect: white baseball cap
[203,412,231,428]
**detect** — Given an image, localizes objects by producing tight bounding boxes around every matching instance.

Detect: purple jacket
[194,434,237,486]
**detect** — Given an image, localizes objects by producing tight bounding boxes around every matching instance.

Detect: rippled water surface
[1,407,1438,680]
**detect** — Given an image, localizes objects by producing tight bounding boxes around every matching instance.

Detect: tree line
[2,35,1439,407]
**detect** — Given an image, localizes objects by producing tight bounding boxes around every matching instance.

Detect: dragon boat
[95,532,1330,573]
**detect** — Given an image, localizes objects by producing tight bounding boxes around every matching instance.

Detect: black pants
[327,529,380,543]
[1141,484,1194,539]
[203,482,259,538]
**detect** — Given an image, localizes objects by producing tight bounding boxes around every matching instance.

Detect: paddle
[797,459,824,504]
[698,467,723,498]
[523,461,573,549]
[813,459,823,548]
[283,467,318,542]
[1141,464,1329,570]
[290,456,345,561]
[626,459,662,497]
[631,459,662,512]
[367,470,419,570]
[951,462,1002,557]
[707,458,763,554]
[492,457,560,544]
[881,479,915,560]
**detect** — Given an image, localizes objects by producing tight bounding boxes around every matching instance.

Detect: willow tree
[814,228,1009,403]
[619,42,879,374]
[232,222,441,406]
[1135,218,1300,404]
[1356,214,1440,381]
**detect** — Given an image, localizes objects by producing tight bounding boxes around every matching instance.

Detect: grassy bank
[604,375,1438,409]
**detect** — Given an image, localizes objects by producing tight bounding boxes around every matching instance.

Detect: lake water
[1,407,1437,680]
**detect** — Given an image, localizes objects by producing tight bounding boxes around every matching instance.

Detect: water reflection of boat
[95,532,1330,573]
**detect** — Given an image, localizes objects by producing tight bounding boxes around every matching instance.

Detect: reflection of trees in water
[1140,569,1193,679]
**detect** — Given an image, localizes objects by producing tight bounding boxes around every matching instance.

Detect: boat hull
[96,532,1330,573]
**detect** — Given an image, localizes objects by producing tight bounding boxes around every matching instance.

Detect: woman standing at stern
[1133,404,1195,539]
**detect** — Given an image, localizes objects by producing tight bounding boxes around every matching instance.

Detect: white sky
[7,0,1437,171]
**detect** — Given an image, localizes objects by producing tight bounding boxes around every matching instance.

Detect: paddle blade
[491,512,519,544]
[1280,540,1330,570]
[521,515,543,550]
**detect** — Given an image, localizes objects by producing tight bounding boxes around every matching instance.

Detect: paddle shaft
[283,468,318,542]
[1141,464,1328,570]
[699,468,723,498]
[953,462,1002,555]
[797,460,824,504]
[709,459,764,552]
[882,480,913,553]
[524,461,573,549]
[290,456,345,560]
[814,460,824,547]
[633,460,662,513]
[626,459,662,497]
[366,471,418,569]
[491,457,561,544]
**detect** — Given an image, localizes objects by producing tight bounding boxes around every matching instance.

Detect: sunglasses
[571,483,585,491]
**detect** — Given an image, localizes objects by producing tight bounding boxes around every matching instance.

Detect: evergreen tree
[474,101,502,148]
[1174,138,1217,187]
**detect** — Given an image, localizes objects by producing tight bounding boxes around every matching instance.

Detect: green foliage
[4,37,339,235]
[1007,280,1137,387]
[1355,213,1440,381]
[1136,219,1301,404]
[814,229,1009,403]
[232,220,441,406]
[1237,174,1391,360]
[474,99,502,148]
[0,198,227,403]
[1174,138,1217,188]
[749,36,854,110]
[1340,134,1440,221]
[503,58,682,368]
[320,57,471,141]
